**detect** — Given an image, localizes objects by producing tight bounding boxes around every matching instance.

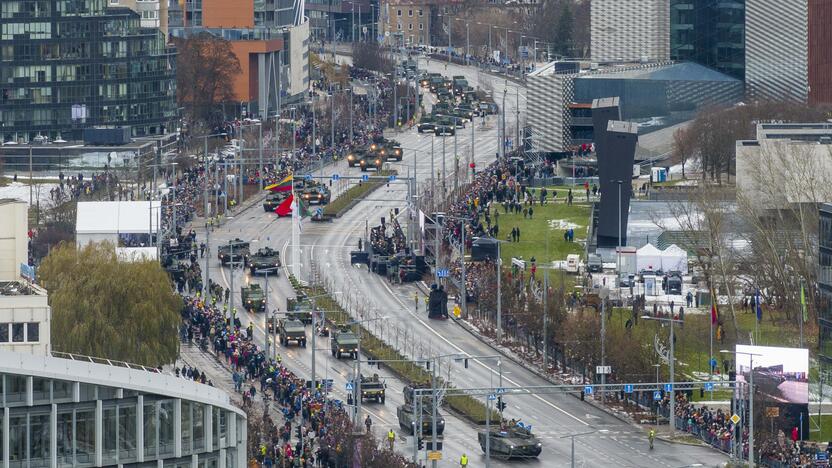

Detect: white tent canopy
[661,244,689,274]
[636,243,663,273]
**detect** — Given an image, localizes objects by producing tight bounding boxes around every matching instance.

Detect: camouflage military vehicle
[278,319,307,347]
[240,284,265,312]
[397,405,445,435]
[477,424,543,459]
[330,328,358,359]
[248,247,281,275]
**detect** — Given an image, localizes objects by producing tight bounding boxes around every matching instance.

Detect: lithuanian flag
[265,175,293,192]
[275,194,294,216]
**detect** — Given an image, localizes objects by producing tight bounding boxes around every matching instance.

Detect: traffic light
[418,438,424,450]
[463,358,469,369]
[496,396,507,412]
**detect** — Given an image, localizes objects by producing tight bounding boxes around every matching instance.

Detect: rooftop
[76,201,161,234]
[529,60,741,83]
[0,281,45,297]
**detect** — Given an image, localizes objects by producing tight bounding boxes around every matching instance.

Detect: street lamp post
[642,314,684,436]
[616,180,623,299]
[722,349,762,467]
[560,430,601,468]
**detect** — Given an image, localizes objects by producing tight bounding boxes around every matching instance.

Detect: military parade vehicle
[263,192,290,212]
[286,294,313,324]
[241,283,265,311]
[330,328,359,359]
[248,247,281,275]
[477,424,543,460]
[278,319,307,347]
[218,239,249,265]
[359,374,386,403]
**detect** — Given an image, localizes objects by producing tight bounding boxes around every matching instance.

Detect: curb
[656,435,710,448]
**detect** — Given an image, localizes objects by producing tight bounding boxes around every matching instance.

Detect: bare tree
[174,33,242,127]
[671,126,696,179]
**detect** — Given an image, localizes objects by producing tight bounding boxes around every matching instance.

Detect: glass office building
[0,351,246,467]
[819,204,832,363]
[670,0,745,80]
[0,0,177,143]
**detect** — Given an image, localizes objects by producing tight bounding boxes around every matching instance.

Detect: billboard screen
[735,345,809,404]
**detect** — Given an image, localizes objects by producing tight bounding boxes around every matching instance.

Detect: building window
[27,322,39,342]
[408,9,412,16]
[397,9,401,16]
[419,23,423,30]
[0,323,8,342]
[408,23,412,30]
[12,323,24,342]
[397,23,402,30]
[418,8,423,16]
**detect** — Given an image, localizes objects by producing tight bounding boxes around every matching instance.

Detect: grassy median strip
[322,169,397,217]
[289,276,500,424]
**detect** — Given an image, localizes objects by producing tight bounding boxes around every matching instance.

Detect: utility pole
[349,87,354,144]
[430,359,438,468]
[393,66,398,126]
[543,269,548,370]
[258,123,264,191]
[496,241,502,342]
[515,86,520,152]
[500,86,507,158]
[466,22,470,65]
[430,135,435,210]
[453,118,458,194]
[447,14,451,64]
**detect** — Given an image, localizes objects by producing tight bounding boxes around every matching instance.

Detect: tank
[477,425,542,459]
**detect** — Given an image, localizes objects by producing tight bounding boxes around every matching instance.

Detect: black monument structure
[592,97,638,248]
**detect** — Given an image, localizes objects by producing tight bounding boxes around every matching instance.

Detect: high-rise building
[745,0,808,101]
[306,0,375,43]
[590,0,670,63]
[169,0,310,115]
[820,203,832,363]
[109,0,170,35]
[670,0,745,80]
[809,0,832,105]
[0,0,177,143]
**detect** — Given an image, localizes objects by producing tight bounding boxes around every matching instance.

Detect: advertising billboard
[735,345,809,439]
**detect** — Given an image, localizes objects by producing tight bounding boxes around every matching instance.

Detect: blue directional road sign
[361,174,369,182]
[437,268,449,278]
[496,388,506,395]
[388,174,397,182]
[623,384,634,394]
[704,382,714,391]
[331,174,341,182]
[653,391,662,401]
[304,174,312,181]
[345,382,354,392]
[584,386,593,395]
[664,383,673,392]
[488,394,496,401]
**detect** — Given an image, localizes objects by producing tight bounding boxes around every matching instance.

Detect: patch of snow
[0,182,57,207]
[548,219,580,230]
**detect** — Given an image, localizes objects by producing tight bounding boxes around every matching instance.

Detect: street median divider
[288,276,500,425]
[322,169,397,218]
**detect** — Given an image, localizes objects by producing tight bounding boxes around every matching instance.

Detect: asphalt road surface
[200,59,728,467]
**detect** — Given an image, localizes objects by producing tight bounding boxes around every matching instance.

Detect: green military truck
[263,193,290,212]
[278,319,307,347]
[330,328,359,359]
[248,247,281,275]
[360,374,386,403]
[241,284,265,312]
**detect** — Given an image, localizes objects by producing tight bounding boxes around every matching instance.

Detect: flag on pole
[265,174,293,192]
[801,283,808,323]
[275,194,294,216]
[755,288,762,322]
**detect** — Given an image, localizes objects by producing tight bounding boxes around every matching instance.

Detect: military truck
[218,239,250,265]
[330,328,359,359]
[359,374,386,403]
[477,425,543,459]
[384,141,403,161]
[397,405,445,435]
[248,247,281,275]
[263,192,290,212]
[241,284,265,312]
[417,115,436,133]
[278,319,307,347]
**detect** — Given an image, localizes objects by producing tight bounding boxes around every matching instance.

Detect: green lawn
[487,188,591,264]
[809,415,832,441]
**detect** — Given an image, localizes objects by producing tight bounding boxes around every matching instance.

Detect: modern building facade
[745,0,808,101]
[590,0,670,63]
[819,204,832,364]
[110,0,170,33]
[169,0,310,115]
[0,0,178,143]
[0,281,51,357]
[670,0,745,80]
[306,0,374,43]
[0,350,247,467]
[809,0,832,105]
[736,122,832,210]
[527,61,743,154]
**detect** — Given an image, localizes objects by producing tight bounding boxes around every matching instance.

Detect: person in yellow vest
[387,429,395,451]
[460,453,468,467]
[453,304,462,319]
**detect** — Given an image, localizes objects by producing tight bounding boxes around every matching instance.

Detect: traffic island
[322,169,397,218]
[288,275,500,425]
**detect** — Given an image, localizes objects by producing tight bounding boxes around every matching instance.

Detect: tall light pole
[616,179,623,298]
[560,430,599,468]
[200,132,227,294]
[642,314,684,436]
[722,349,762,467]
